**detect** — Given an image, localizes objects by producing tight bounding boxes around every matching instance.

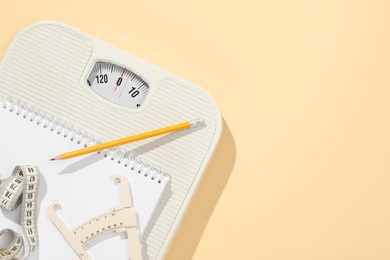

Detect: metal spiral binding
[2,97,168,184]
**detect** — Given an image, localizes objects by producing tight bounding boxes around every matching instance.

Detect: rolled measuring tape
[0,165,41,260]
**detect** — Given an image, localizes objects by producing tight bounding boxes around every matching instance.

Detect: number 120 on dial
[87,61,150,109]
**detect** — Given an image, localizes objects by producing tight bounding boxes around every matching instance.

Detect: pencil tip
[50,158,55,161]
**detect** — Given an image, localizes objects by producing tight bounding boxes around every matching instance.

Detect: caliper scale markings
[74,206,136,245]
[48,175,143,260]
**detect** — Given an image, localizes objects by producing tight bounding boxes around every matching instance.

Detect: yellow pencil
[50,119,204,161]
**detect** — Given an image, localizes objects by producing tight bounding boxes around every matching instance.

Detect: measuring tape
[0,166,41,260]
[48,174,143,260]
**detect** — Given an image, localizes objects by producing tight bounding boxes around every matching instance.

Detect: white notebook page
[0,103,169,259]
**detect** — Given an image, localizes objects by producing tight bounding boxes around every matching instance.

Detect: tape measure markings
[0,229,23,259]
[0,165,41,259]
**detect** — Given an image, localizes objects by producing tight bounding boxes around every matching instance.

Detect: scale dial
[87,61,150,108]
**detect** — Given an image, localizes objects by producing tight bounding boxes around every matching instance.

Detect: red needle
[114,68,126,91]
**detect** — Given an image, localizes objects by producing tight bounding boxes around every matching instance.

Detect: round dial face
[87,62,150,109]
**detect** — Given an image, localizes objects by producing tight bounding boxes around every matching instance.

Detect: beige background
[1,1,390,259]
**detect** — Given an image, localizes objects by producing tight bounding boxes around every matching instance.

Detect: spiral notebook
[0,98,169,259]
[0,21,223,260]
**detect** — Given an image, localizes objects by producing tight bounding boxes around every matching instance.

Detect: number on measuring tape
[0,165,41,259]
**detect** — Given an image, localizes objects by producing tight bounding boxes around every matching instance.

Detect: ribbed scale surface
[0,23,220,259]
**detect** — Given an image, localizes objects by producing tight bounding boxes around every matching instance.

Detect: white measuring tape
[0,166,41,259]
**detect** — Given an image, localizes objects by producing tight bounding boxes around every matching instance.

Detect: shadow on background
[165,118,236,260]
